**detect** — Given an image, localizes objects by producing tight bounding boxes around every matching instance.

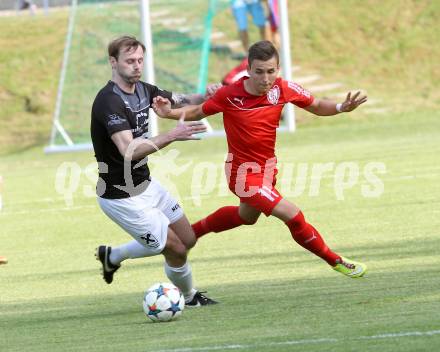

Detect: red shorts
[228,172,283,216]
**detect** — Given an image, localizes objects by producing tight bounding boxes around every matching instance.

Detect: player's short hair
[248,40,279,67]
[108,35,146,60]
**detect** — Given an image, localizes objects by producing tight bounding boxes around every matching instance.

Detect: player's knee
[185,234,197,250]
[238,204,261,225]
[271,200,301,222]
[170,242,187,258]
[164,230,188,261]
[178,232,196,250]
[163,244,187,266]
[239,210,261,225]
[174,227,196,250]
[242,215,259,225]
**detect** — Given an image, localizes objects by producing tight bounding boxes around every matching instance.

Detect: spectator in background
[230,0,268,56]
[0,256,7,265]
[265,0,280,49]
[17,0,37,15]
[222,57,248,85]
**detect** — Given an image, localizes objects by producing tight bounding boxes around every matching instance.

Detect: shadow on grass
[4,236,439,284]
[2,266,440,352]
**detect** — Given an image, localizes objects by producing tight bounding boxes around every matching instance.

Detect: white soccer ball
[143,282,185,322]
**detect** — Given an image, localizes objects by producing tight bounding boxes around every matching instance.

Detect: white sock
[164,261,197,301]
[109,240,151,265]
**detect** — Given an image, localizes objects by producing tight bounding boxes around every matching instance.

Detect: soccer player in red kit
[153,41,368,277]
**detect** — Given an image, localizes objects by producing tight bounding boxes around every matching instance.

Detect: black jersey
[91,80,173,199]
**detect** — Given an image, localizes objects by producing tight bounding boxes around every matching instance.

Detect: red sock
[192,206,249,239]
[285,211,341,266]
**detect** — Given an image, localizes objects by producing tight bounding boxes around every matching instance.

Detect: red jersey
[202,77,314,176]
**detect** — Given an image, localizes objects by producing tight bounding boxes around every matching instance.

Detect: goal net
[45,0,294,153]
[46,0,228,153]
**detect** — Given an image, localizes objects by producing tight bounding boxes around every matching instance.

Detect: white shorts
[98,178,184,256]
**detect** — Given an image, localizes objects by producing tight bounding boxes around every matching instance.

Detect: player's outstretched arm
[171,83,222,107]
[111,113,207,161]
[304,91,368,116]
[153,96,206,121]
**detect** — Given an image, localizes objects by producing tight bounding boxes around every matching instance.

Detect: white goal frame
[45,0,295,153]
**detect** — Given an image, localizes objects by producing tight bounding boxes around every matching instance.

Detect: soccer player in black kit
[91,36,217,306]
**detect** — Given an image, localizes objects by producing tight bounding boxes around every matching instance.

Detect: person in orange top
[153,40,368,278]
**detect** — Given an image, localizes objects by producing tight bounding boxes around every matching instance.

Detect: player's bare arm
[153,96,206,121]
[171,93,204,107]
[304,91,368,116]
[171,83,222,107]
[111,115,207,160]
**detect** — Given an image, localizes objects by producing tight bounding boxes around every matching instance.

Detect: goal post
[45,0,84,153]
[139,0,217,137]
[278,0,296,132]
[45,0,295,153]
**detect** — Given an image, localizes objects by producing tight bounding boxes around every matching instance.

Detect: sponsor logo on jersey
[136,111,148,120]
[107,114,127,126]
[233,97,245,106]
[140,232,160,248]
[132,111,149,135]
[267,85,280,105]
[288,81,311,98]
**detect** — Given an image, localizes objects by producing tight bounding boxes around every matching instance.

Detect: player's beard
[119,70,142,85]
[125,74,141,84]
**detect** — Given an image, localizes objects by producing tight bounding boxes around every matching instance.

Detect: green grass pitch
[1,109,440,351]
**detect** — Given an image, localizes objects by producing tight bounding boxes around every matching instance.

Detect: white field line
[362,98,382,105]
[0,172,438,209]
[0,204,96,216]
[182,172,438,190]
[177,27,191,33]
[364,107,389,114]
[333,90,366,98]
[328,96,380,106]
[159,18,187,26]
[150,10,170,18]
[293,74,321,84]
[226,40,243,49]
[155,329,440,352]
[2,197,65,205]
[211,32,225,40]
[308,83,343,92]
